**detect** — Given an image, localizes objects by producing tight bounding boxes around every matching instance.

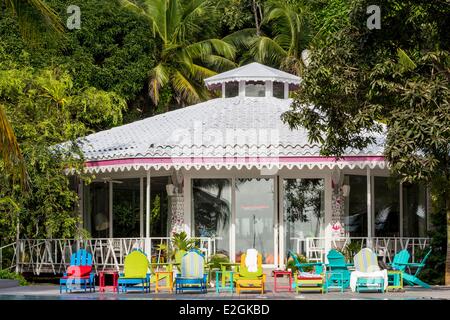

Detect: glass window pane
[192,179,231,256]
[344,175,367,237]
[245,81,265,97]
[113,179,140,237]
[374,177,400,237]
[403,183,427,237]
[284,179,324,256]
[84,182,109,238]
[273,82,285,99]
[150,177,170,237]
[235,178,274,264]
[225,82,239,97]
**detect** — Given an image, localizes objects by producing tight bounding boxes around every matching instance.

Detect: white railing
[291,237,431,263]
[6,237,217,275]
[0,242,17,271]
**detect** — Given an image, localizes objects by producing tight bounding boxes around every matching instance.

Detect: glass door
[235,178,275,266]
[283,178,325,256]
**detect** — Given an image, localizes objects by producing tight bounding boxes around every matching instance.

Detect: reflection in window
[149,176,169,237]
[403,183,427,237]
[84,182,109,238]
[344,175,367,237]
[235,178,274,264]
[192,179,231,256]
[374,177,400,237]
[225,82,239,97]
[273,82,285,99]
[245,81,265,97]
[113,179,140,237]
[284,179,324,254]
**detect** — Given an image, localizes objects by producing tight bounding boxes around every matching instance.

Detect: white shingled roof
[204,62,301,89]
[77,96,386,168]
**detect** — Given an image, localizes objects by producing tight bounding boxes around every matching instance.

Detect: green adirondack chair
[390,248,431,289]
[118,249,151,293]
[325,249,351,289]
[287,250,324,274]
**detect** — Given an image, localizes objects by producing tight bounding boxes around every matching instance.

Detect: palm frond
[149,63,170,105]
[252,36,287,66]
[397,48,417,71]
[203,55,237,72]
[6,0,64,44]
[223,28,258,50]
[0,103,28,190]
[172,70,202,104]
[118,0,147,15]
[190,64,217,81]
[186,39,235,60]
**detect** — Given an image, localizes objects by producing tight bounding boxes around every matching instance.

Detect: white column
[366,167,372,247]
[230,177,236,263]
[239,80,246,97]
[273,176,278,268]
[183,173,191,235]
[221,83,225,98]
[109,181,113,238]
[284,82,289,99]
[145,170,151,257]
[266,80,273,97]
[278,176,284,268]
[324,172,333,263]
[399,181,403,237]
[140,177,144,238]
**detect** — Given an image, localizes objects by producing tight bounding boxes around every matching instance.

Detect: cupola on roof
[204,62,301,90]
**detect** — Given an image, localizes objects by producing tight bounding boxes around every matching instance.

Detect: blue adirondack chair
[175,249,208,294]
[60,249,96,293]
[390,248,432,289]
[325,249,351,290]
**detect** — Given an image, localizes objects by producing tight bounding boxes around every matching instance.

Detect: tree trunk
[252,0,261,36]
[446,190,450,285]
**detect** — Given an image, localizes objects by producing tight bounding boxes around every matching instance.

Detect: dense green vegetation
[282,0,450,284]
[0,0,449,284]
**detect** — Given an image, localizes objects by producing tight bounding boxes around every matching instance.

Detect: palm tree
[120,0,236,108]
[227,0,313,76]
[1,0,63,189]
[3,0,64,43]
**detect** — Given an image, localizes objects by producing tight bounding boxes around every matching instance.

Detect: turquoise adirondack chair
[175,249,208,294]
[325,249,351,289]
[60,249,96,293]
[390,248,431,289]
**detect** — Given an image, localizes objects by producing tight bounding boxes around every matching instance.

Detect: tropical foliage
[120,0,236,109]
[0,50,126,241]
[2,0,63,43]
[282,0,450,284]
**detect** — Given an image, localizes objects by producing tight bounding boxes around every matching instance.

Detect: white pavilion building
[14,63,430,274]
